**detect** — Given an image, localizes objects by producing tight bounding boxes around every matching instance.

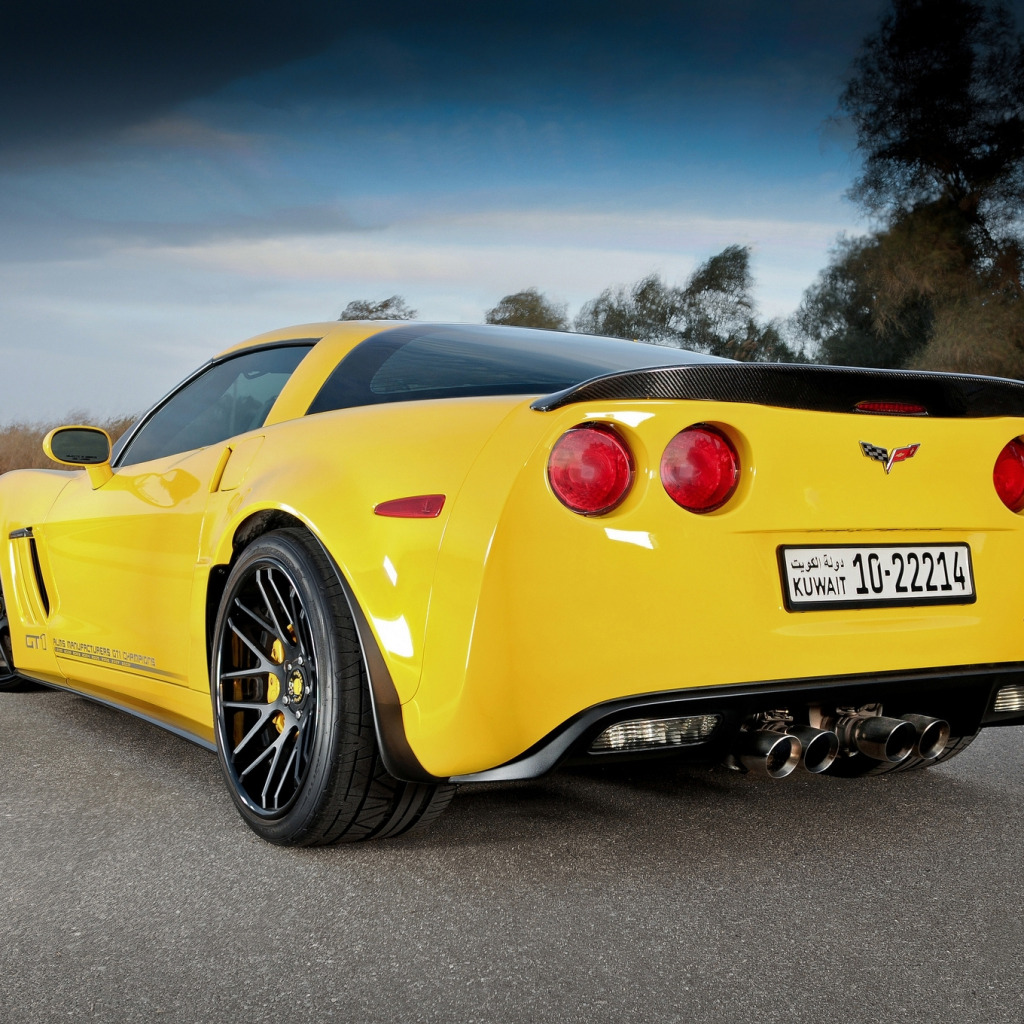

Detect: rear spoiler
[531,363,1024,418]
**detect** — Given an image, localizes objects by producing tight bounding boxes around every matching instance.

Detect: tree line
[340,244,803,362]
[341,0,1024,374]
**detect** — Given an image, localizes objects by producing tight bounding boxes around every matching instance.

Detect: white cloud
[0,202,859,421]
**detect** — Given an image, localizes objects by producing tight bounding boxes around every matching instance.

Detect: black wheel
[211,528,454,845]
[826,730,978,777]
[0,585,24,691]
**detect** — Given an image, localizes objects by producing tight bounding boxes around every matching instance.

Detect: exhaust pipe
[836,714,917,763]
[785,725,839,774]
[900,714,950,760]
[735,729,801,779]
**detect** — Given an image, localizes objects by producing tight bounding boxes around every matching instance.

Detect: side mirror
[43,426,113,488]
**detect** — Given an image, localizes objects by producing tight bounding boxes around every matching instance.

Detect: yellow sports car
[3,320,1024,845]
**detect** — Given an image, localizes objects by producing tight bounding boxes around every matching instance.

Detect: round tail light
[994,438,1024,512]
[661,425,740,513]
[548,424,634,515]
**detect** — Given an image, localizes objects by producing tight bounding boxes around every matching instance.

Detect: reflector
[374,494,446,518]
[590,714,719,752]
[994,685,1024,713]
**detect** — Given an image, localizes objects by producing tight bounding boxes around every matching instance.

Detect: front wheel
[211,528,454,845]
[0,586,24,691]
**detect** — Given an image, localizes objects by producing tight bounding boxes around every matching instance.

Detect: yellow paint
[1,320,1022,777]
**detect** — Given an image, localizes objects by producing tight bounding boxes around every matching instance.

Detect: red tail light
[548,424,634,515]
[661,425,740,513]
[994,438,1024,512]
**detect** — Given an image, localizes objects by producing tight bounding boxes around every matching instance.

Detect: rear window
[307,324,722,414]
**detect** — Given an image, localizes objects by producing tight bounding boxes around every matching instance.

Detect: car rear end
[409,363,1024,780]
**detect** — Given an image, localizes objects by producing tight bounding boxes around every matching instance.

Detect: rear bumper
[449,661,1024,782]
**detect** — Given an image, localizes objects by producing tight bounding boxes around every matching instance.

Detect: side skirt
[12,671,217,751]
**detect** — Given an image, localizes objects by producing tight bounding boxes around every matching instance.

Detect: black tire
[0,585,24,691]
[211,528,454,845]
[826,730,978,777]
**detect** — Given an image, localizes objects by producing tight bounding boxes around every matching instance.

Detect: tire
[826,730,978,777]
[0,585,24,691]
[210,528,454,845]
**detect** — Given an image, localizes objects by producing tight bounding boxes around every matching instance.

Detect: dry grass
[0,414,136,475]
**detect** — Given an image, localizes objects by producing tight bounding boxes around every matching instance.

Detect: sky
[0,0,958,422]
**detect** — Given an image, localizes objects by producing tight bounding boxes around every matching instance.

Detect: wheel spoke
[238,734,278,780]
[257,570,294,652]
[232,707,275,757]
[296,610,314,665]
[272,741,300,806]
[259,730,291,808]
[219,667,270,683]
[286,590,304,645]
[232,596,276,637]
[226,617,275,672]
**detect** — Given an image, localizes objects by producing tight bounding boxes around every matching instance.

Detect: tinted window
[118,343,312,466]
[307,324,723,414]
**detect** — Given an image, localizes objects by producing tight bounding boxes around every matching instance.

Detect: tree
[677,245,764,357]
[841,0,1024,228]
[799,0,1024,375]
[338,296,417,321]
[574,273,681,346]
[794,234,933,369]
[576,246,804,361]
[484,288,569,330]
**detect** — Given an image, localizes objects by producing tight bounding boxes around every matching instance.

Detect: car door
[38,342,312,705]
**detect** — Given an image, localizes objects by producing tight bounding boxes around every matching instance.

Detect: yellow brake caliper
[269,637,284,733]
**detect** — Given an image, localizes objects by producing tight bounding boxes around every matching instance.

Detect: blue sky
[0,0,974,421]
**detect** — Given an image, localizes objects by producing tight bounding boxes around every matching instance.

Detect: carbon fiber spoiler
[531,363,1024,418]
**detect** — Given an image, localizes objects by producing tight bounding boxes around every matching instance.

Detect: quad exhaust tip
[733,713,949,777]
[840,713,950,763]
[845,715,918,763]
[735,729,802,779]
[786,725,840,774]
[735,725,839,777]
[900,714,951,760]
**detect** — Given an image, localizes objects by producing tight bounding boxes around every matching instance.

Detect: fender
[311,534,446,784]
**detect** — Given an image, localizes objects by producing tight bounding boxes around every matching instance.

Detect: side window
[118,344,312,466]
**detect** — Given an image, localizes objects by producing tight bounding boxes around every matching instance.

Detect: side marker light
[374,494,446,518]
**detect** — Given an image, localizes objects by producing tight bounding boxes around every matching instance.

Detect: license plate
[779,544,976,610]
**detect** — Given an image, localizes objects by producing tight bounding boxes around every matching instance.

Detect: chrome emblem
[860,440,920,474]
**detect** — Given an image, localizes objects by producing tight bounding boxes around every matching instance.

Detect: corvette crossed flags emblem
[860,440,920,474]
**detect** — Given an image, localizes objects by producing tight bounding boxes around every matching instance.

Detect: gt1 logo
[859,441,921,475]
[25,633,47,650]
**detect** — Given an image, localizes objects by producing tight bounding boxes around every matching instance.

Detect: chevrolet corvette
[3,320,1024,845]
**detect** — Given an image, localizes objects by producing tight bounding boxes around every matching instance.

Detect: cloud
[146,203,855,316]
[2,0,897,164]
[122,116,258,155]
[0,201,367,263]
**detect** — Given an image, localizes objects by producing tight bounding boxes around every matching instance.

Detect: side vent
[8,528,50,623]
[29,538,50,616]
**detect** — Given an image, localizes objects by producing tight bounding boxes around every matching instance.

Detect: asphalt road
[2,684,1023,1024]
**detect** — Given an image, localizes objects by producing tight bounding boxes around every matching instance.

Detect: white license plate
[780,544,975,610]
